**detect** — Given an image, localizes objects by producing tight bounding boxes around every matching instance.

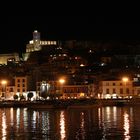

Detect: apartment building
[14,76,27,97]
[99,79,133,99]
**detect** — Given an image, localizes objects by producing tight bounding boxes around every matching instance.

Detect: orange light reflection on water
[2,111,7,140]
[60,111,66,140]
[124,112,131,140]
[80,112,85,139]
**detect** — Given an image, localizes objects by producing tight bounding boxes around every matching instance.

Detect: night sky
[0,16,140,54]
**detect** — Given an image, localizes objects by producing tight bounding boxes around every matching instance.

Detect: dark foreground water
[0,106,140,140]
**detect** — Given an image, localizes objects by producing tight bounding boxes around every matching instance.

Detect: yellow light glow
[80,93,85,97]
[60,111,66,140]
[1,80,7,85]
[122,77,129,82]
[124,112,131,140]
[59,79,65,84]
[2,111,7,140]
[80,64,85,67]
[105,94,111,99]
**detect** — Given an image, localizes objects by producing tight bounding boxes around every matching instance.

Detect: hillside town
[0,30,140,101]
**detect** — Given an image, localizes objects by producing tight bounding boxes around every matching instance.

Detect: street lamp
[122,77,129,98]
[59,79,65,85]
[122,77,129,84]
[59,78,65,98]
[1,80,7,100]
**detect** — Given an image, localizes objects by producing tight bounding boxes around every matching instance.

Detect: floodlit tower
[33,30,40,41]
[33,30,41,50]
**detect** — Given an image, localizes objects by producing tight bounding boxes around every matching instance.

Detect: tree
[13,95,18,100]
[20,95,25,101]
[27,92,34,101]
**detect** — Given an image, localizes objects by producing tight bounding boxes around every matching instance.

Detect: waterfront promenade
[0,98,140,108]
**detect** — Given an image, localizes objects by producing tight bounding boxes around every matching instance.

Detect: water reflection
[2,110,6,140]
[0,106,140,139]
[23,108,28,130]
[10,108,13,126]
[98,107,101,129]
[60,111,66,140]
[124,112,131,140]
[80,112,85,139]
[98,106,118,139]
[41,112,50,136]
[16,108,20,130]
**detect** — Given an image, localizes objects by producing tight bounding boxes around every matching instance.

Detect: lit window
[113,88,116,93]
[106,89,109,94]
[10,88,13,92]
[89,50,92,53]
[120,88,123,94]
[126,88,129,94]
[113,83,115,86]
[29,40,33,44]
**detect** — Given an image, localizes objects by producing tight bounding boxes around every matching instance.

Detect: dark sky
[0,16,140,54]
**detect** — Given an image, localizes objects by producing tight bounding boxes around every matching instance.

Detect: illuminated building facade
[26,30,57,53]
[0,53,20,65]
[14,76,27,97]
[99,80,133,99]
[36,81,94,99]
[62,85,93,99]
[36,81,57,99]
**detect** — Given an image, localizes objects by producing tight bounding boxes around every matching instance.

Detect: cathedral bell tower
[33,30,41,51]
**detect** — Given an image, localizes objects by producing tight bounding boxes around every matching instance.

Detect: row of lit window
[5,87,26,92]
[50,54,67,57]
[17,88,26,92]
[16,79,26,83]
[6,88,14,92]
[40,41,57,45]
[63,87,88,93]
[105,88,130,94]
[105,82,130,86]
[17,84,25,87]
[30,40,57,45]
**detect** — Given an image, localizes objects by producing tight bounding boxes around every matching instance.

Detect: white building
[99,79,134,99]
[26,30,57,53]
[14,76,27,98]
